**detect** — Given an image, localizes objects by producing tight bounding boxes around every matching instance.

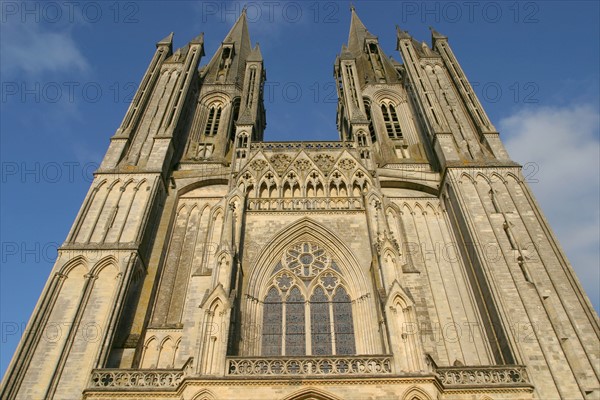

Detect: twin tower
[3,8,599,400]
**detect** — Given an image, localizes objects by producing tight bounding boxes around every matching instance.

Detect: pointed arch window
[204,105,222,136]
[367,41,385,82]
[245,67,257,109]
[363,99,376,143]
[237,132,248,148]
[357,132,367,147]
[260,242,356,356]
[381,103,402,139]
[262,287,282,356]
[229,99,240,140]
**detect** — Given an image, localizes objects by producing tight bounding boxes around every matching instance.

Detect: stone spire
[201,10,253,84]
[347,6,376,55]
[340,7,399,85]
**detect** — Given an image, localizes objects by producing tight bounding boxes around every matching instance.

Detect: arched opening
[204,104,222,137]
[259,242,356,356]
[241,218,379,356]
[381,102,402,139]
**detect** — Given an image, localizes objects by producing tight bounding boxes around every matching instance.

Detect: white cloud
[501,104,600,309]
[1,21,89,77]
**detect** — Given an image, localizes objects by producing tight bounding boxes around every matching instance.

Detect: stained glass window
[262,287,282,356]
[285,287,306,355]
[310,286,332,355]
[260,242,356,356]
[333,287,356,355]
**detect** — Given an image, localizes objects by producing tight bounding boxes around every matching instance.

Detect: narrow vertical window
[262,287,282,356]
[245,67,257,109]
[333,286,355,355]
[357,133,367,147]
[285,287,305,355]
[344,64,359,106]
[382,103,402,139]
[367,42,385,81]
[229,100,240,140]
[310,286,332,355]
[364,99,376,143]
[204,105,221,136]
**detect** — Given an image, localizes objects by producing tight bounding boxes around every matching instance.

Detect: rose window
[284,242,329,278]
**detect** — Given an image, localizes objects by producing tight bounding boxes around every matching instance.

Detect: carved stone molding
[249,159,268,172]
[227,355,393,376]
[436,365,530,387]
[246,197,364,212]
[312,154,336,173]
[270,154,293,174]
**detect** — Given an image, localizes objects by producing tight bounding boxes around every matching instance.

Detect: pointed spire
[201,10,254,84]
[156,32,173,47]
[348,6,376,54]
[223,8,251,53]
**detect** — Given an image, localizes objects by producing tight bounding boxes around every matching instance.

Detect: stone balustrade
[436,365,530,387]
[87,359,530,390]
[227,355,393,376]
[250,142,355,151]
[247,197,364,211]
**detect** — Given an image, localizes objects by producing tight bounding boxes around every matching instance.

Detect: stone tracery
[260,241,356,357]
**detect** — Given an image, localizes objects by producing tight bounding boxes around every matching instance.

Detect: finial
[242,4,247,14]
[350,3,355,12]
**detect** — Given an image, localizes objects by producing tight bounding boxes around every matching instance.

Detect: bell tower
[182,9,265,167]
[335,7,429,167]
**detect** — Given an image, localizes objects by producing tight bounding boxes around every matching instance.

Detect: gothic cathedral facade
[2,9,599,400]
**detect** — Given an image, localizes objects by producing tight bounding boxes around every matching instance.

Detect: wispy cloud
[1,20,89,77]
[501,104,600,309]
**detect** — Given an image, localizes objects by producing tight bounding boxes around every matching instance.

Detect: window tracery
[381,102,402,139]
[260,242,355,356]
[204,104,222,136]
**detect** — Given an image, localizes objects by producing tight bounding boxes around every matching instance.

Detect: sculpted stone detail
[89,360,192,389]
[294,158,312,171]
[436,365,530,387]
[337,158,356,170]
[270,154,293,174]
[247,197,363,211]
[249,159,268,172]
[312,154,336,173]
[284,242,329,279]
[227,356,393,376]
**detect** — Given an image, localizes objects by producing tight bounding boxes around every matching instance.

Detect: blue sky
[1,0,598,376]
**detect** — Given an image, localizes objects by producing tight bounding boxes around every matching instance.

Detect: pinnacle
[156,32,174,47]
[429,26,447,39]
[190,32,204,45]
[396,25,411,40]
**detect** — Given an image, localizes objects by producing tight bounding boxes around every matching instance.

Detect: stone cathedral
[2,9,599,400]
